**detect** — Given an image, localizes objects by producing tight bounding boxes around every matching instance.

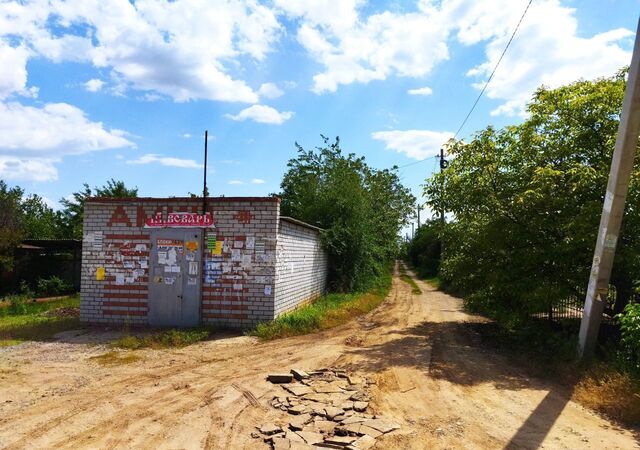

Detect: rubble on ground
[256,368,400,449]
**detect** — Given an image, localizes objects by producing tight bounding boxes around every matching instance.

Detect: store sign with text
[144,212,215,228]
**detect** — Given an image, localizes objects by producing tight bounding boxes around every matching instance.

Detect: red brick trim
[203,312,247,319]
[202,294,247,301]
[103,301,148,308]
[104,285,148,291]
[103,292,148,299]
[202,304,247,311]
[103,310,146,316]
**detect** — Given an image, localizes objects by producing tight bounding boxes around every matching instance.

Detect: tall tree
[60,179,138,239]
[280,136,415,291]
[424,69,639,319]
[0,181,25,272]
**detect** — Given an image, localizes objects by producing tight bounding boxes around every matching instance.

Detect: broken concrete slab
[296,430,324,445]
[291,369,310,381]
[346,434,376,450]
[289,413,312,431]
[268,374,294,383]
[341,416,367,425]
[259,423,283,435]
[324,406,345,420]
[272,437,291,450]
[324,435,357,446]
[284,385,314,396]
[352,402,368,412]
[288,404,310,415]
[361,418,400,433]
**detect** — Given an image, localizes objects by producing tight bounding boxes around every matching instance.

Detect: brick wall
[80,197,280,328]
[274,218,328,316]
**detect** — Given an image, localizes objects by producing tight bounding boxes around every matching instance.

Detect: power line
[453,0,533,140]
[395,0,534,170]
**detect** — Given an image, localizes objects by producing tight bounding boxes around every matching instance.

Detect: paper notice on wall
[205,273,217,283]
[115,273,125,285]
[186,252,195,261]
[212,241,223,255]
[242,254,252,266]
[222,263,231,274]
[139,260,148,269]
[233,240,244,249]
[164,277,176,285]
[231,249,241,261]
[264,285,272,295]
[164,266,172,273]
[125,277,134,284]
[206,261,221,271]
[223,240,231,253]
[158,251,167,264]
[207,235,216,250]
[167,248,177,265]
[185,240,198,252]
[233,283,243,291]
[189,261,198,276]
[187,276,197,285]
[135,244,147,251]
[93,232,103,250]
[171,265,181,273]
[96,267,105,281]
[134,269,145,278]
[123,261,135,269]
[246,236,255,249]
[254,241,265,254]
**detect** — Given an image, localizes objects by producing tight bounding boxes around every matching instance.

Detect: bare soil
[0,267,637,449]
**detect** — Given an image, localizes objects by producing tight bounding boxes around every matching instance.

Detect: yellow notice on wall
[185,240,198,252]
[211,241,223,255]
[96,267,105,281]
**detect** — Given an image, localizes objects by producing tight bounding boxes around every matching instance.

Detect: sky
[1,0,638,221]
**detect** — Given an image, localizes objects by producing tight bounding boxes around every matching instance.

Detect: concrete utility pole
[439,148,447,224]
[578,19,640,358]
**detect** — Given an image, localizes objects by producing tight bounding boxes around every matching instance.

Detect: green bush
[36,276,72,296]
[617,303,640,374]
[7,295,29,315]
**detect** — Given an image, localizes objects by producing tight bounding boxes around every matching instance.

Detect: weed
[250,273,392,340]
[110,328,213,350]
[89,351,142,366]
[400,275,421,294]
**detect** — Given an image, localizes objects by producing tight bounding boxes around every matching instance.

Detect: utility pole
[439,148,448,224]
[417,205,421,229]
[411,222,415,240]
[202,130,209,215]
[578,19,640,358]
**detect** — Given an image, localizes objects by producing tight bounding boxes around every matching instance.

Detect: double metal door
[148,229,202,327]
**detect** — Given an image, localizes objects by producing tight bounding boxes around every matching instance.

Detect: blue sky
[0,0,638,219]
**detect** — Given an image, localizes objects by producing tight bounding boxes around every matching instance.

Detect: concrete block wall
[80,197,280,328]
[274,218,328,316]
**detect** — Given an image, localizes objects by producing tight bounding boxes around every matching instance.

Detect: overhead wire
[395,0,534,171]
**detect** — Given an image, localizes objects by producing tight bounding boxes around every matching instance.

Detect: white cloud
[225,105,293,124]
[228,180,244,185]
[0,0,284,103]
[84,78,105,92]
[372,130,454,160]
[251,178,266,184]
[0,101,133,182]
[182,133,192,139]
[0,157,58,181]
[407,86,433,96]
[126,153,203,169]
[258,82,284,99]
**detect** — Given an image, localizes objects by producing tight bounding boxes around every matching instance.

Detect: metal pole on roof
[203,130,208,215]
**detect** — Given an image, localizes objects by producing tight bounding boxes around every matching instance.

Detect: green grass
[400,274,422,294]
[0,294,81,347]
[423,276,442,289]
[89,351,143,366]
[110,327,213,350]
[250,273,392,340]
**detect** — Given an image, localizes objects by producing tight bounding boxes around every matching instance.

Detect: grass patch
[0,294,81,346]
[423,276,441,289]
[250,273,392,340]
[89,351,142,366]
[573,364,640,425]
[400,275,421,295]
[110,327,213,350]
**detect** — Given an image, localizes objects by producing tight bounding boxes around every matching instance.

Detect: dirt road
[0,267,637,449]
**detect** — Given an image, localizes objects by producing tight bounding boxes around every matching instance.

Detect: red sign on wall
[144,212,215,228]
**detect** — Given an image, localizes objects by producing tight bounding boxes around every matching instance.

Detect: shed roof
[280,216,324,232]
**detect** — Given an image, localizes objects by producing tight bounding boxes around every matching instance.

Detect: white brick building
[80,197,328,328]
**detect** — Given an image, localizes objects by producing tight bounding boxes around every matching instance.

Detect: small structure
[80,197,328,328]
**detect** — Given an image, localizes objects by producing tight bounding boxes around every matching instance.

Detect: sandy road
[0,266,637,449]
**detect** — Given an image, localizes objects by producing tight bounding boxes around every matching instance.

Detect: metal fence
[529,287,618,325]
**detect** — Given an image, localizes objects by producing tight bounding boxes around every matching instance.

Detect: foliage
[0,294,80,346]
[110,328,212,349]
[424,69,640,322]
[251,271,392,340]
[406,220,442,278]
[617,303,640,375]
[60,179,138,239]
[0,181,25,273]
[279,136,415,291]
[36,276,73,297]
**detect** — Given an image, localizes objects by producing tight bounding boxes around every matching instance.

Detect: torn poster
[139,260,148,269]
[123,261,135,269]
[246,236,255,249]
[188,261,198,276]
[233,240,244,249]
[115,273,125,285]
[264,285,272,295]
[231,249,242,261]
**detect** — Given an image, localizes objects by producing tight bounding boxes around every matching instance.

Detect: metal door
[148,229,202,327]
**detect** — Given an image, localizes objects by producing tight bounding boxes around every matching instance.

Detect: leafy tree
[60,179,138,239]
[0,181,25,272]
[407,220,442,278]
[280,136,415,291]
[424,69,639,321]
[21,194,65,238]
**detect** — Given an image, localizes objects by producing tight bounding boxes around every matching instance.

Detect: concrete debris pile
[255,368,400,450]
